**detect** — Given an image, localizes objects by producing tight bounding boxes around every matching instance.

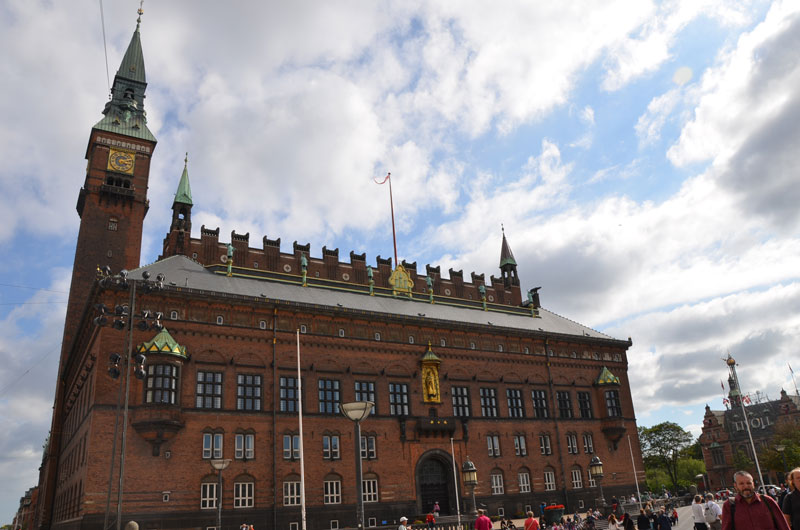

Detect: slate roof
[130,255,623,343]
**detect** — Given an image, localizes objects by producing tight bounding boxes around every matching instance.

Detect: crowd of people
[394,468,800,530]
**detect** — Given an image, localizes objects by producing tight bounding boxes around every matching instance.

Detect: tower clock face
[108,149,135,174]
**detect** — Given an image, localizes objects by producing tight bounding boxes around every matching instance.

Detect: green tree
[676,458,706,489]
[759,423,800,481]
[681,438,703,460]
[639,422,694,492]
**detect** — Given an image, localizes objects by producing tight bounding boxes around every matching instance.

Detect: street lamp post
[341,401,374,529]
[776,445,787,483]
[95,268,165,530]
[462,457,478,516]
[211,459,232,530]
[589,456,606,511]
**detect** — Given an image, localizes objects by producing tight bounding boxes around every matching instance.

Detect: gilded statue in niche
[422,364,441,403]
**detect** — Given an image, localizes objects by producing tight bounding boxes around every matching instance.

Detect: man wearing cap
[398,516,409,530]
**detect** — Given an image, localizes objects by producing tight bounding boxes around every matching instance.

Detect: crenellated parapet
[160,226,524,306]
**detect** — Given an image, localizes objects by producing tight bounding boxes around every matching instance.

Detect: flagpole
[374,172,399,266]
[790,363,799,398]
[297,330,307,530]
[727,354,765,488]
[449,437,462,528]
[627,435,643,509]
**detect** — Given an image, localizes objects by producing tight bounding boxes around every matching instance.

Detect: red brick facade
[38,17,645,530]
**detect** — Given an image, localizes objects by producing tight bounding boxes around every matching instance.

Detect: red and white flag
[373,172,390,185]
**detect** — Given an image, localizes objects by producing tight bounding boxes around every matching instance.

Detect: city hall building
[35,14,644,530]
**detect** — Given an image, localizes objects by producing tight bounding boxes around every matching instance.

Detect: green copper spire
[174,153,193,205]
[137,327,188,359]
[92,4,156,142]
[595,366,621,386]
[499,226,517,267]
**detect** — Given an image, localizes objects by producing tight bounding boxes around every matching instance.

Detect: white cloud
[635,88,682,147]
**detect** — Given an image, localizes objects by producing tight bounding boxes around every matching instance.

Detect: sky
[2,0,800,520]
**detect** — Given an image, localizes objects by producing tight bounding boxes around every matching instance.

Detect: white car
[757,485,779,496]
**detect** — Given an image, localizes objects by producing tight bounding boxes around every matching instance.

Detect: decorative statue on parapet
[478,283,487,311]
[367,265,375,296]
[426,275,434,303]
[226,243,234,277]
[527,287,541,318]
[300,253,308,286]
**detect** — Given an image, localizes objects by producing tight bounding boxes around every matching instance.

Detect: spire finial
[136,0,144,30]
[184,152,188,167]
[501,223,504,234]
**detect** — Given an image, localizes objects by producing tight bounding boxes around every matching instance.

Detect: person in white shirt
[704,493,722,530]
[691,494,708,530]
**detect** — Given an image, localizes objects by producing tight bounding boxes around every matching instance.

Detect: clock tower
[63,11,157,352]
[39,12,157,529]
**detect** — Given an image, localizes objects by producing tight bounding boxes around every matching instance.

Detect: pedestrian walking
[524,511,540,530]
[704,493,722,530]
[721,470,789,530]
[399,516,409,530]
[782,467,800,530]
[475,509,492,530]
[692,494,709,530]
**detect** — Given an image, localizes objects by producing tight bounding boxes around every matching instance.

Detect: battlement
[160,227,524,306]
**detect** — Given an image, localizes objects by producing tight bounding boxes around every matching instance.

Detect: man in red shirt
[524,510,540,530]
[475,509,492,530]
[721,471,789,530]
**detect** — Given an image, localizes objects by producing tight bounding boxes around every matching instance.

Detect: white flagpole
[627,435,643,509]
[450,437,462,528]
[297,330,307,530]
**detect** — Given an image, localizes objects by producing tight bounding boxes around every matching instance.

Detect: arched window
[200,474,218,509]
[517,467,531,493]
[234,474,255,508]
[283,474,301,506]
[323,473,342,504]
[362,472,379,503]
[490,469,504,494]
[543,467,556,491]
[570,466,583,489]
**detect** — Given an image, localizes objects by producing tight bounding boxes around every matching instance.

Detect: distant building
[35,11,644,530]
[13,487,39,530]
[700,377,800,489]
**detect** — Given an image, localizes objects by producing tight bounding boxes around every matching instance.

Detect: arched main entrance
[416,451,455,515]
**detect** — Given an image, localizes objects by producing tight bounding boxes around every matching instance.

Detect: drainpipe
[272,307,278,530]
[544,337,570,511]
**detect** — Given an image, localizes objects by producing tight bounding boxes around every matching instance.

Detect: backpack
[728,495,781,530]
[704,502,718,524]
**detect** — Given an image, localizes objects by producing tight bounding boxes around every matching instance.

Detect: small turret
[499,226,519,288]
[162,154,193,257]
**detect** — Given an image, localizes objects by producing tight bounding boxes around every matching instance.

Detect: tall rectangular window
[491,473,504,495]
[578,391,593,418]
[452,386,471,417]
[355,381,375,413]
[588,470,597,488]
[389,383,409,416]
[480,388,498,417]
[283,434,300,460]
[318,379,341,414]
[566,433,578,454]
[514,435,527,456]
[203,433,223,459]
[324,480,342,504]
[323,435,340,460]
[237,374,262,411]
[234,482,254,508]
[544,471,556,491]
[201,483,217,509]
[487,435,501,457]
[235,433,254,459]
[196,371,222,409]
[712,448,725,466]
[518,472,531,493]
[539,434,552,455]
[280,376,299,412]
[557,391,573,418]
[362,478,378,503]
[146,364,178,404]
[361,436,377,459]
[283,481,301,506]
[532,390,549,418]
[583,433,594,454]
[605,390,622,417]
[506,389,525,418]
[571,469,583,489]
